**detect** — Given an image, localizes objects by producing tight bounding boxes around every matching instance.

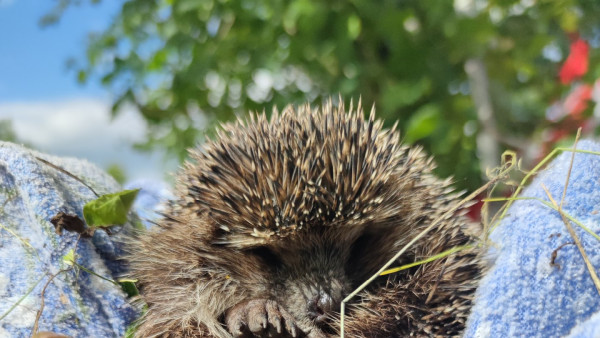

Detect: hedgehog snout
[307,290,337,323]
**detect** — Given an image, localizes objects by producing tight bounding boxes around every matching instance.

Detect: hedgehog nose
[308,291,336,323]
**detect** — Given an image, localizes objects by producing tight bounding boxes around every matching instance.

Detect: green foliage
[124,320,141,338]
[56,0,600,191]
[39,0,102,26]
[106,163,127,185]
[404,104,440,144]
[62,249,76,266]
[118,279,139,297]
[82,189,139,227]
[0,120,18,143]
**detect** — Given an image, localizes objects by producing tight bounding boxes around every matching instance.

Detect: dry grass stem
[542,184,600,295]
[34,157,99,197]
[31,269,71,337]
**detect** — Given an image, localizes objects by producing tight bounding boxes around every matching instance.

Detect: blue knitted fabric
[465,140,600,337]
[0,142,138,337]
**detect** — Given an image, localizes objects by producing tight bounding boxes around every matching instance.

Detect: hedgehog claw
[226,299,303,337]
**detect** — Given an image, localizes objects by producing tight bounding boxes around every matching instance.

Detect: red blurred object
[547,128,570,144]
[559,38,589,84]
[563,83,592,117]
[466,195,484,222]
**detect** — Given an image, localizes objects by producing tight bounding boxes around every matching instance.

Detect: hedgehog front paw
[225,299,302,337]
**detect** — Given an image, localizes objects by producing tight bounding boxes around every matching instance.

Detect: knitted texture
[465,140,600,338]
[0,142,138,337]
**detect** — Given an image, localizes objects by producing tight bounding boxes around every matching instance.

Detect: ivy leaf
[83,189,140,227]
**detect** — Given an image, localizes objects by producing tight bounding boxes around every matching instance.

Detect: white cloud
[0,97,177,182]
[0,0,15,8]
[4,98,136,146]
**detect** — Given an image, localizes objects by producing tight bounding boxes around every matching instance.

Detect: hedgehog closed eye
[249,246,282,268]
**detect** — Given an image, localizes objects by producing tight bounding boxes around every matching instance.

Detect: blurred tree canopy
[46,0,600,191]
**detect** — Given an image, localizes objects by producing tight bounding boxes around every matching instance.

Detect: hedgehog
[128,99,482,337]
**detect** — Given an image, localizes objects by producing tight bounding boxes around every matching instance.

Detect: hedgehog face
[247,228,358,333]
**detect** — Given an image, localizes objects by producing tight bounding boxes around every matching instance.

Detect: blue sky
[0,0,172,181]
[0,0,117,100]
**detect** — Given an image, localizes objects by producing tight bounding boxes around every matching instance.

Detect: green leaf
[77,70,87,84]
[83,189,140,227]
[381,78,432,112]
[148,49,168,71]
[118,279,140,297]
[106,164,127,185]
[404,104,440,144]
[63,249,75,266]
[559,10,579,32]
[347,15,361,40]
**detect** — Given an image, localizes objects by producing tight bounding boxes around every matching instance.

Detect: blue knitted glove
[0,142,138,337]
[465,140,600,337]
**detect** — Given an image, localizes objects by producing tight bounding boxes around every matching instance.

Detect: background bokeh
[1,0,599,199]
